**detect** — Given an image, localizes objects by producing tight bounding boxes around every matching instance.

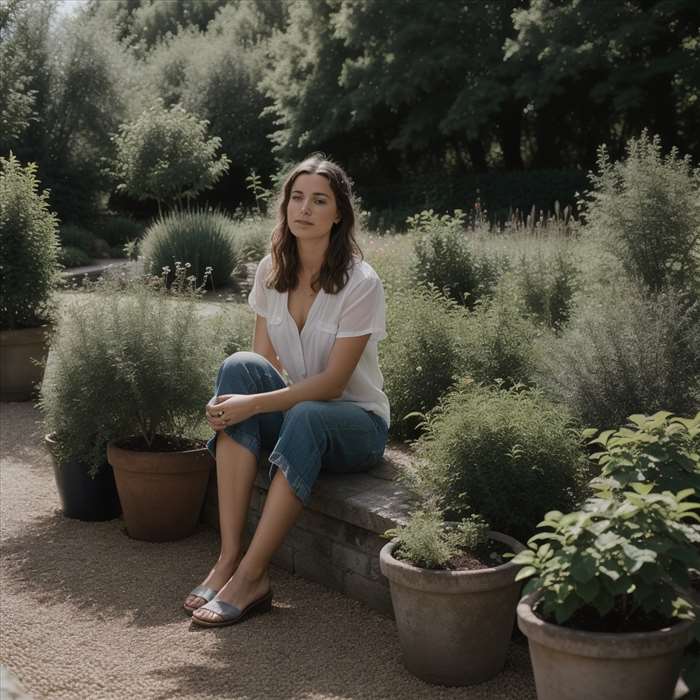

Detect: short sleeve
[336,275,387,342]
[247,255,271,317]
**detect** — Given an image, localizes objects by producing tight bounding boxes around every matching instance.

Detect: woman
[185,154,391,627]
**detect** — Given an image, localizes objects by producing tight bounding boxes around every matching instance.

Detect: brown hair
[266,153,363,294]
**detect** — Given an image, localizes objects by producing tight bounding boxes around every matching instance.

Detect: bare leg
[192,468,303,622]
[184,432,258,609]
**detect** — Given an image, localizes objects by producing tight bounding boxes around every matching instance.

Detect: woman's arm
[250,333,370,414]
[208,332,370,432]
[252,314,284,375]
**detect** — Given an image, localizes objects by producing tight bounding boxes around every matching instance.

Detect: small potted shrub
[39,303,123,521]
[47,265,225,540]
[380,501,524,686]
[513,412,700,700]
[0,154,60,401]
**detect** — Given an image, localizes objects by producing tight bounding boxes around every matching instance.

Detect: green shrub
[380,286,464,440]
[582,130,700,297]
[411,382,586,543]
[141,207,240,288]
[384,501,490,570]
[515,251,579,328]
[95,215,145,247]
[514,413,700,630]
[409,210,502,308]
[112,100,230,214]
[235,215,272,263]
[535,284,700,430]
[0,154,60,330]
[217,303,255,356]
[583,411,700,496]
[453,284,540,387]
[39,269,226,474]
[59,246,91,268]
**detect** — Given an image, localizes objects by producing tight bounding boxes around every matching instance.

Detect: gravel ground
[0,402,537,700]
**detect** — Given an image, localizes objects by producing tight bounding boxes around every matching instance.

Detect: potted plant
[46,265,225,540]
[513,412,700,700]
[39,305,122,521]
[0,154,60,401]
[380,501,524,686]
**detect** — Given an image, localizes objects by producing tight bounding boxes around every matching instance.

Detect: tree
[505,0,700,167]
[112,101,231,214]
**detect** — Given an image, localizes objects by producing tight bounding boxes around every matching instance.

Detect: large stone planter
[517,591,694,700]
[107,439,213,542]
[380,530,524,686]
[0,326,51,401]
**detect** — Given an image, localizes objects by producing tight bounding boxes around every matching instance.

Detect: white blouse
[248,253,391,429]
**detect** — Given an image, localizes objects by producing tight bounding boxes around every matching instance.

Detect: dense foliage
[112,102,230,214]
[4,0,698,224]
[535,284,700,431]
[379,286,464,440]
[514,412,700,629]
[411,382,586,543]
[140,208,240,288]
[39,270,227,472]
[582,131,700,297]
[0,153,59,329]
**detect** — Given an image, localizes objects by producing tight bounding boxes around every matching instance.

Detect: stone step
[201,442,418,616]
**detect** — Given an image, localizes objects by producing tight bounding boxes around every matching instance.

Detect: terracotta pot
[517,591,694,700]
[107,439,213,542]
[45,434,121,521]
[380,530,525,686]
[0,325,51,401]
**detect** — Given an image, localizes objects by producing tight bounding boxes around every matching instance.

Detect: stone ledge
[201,441,418,616]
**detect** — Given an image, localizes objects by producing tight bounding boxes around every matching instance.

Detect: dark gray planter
[380,530,524,686]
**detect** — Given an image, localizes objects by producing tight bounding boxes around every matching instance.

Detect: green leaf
[570,554,597,582]
[515,566,538,581]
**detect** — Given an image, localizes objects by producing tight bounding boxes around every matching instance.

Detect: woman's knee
[216,351,266,390]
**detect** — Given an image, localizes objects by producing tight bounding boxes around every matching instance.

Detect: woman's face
[287,173,340,243]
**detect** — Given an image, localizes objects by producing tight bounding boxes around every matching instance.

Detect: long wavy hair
[266,154,363,295]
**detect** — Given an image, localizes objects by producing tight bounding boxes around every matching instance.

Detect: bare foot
[184,553,242,611]
[192,565,270,624]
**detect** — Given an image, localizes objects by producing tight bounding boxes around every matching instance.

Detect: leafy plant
[411,382,587,543]
[409,209,501,309]
[140,207,240,288]
[582,130,700,297]
[515,250,578,328]
[453,283,539,387]
[583,411,700,496]
[245,169,273,215]
[535,283,700,430]
[39,265,227,474]
[514,410,700,689]
[385,500,490,570]
[513,484,700,627]
[0,153,60,330]
[380,286,464,440]
[112,100,230,215]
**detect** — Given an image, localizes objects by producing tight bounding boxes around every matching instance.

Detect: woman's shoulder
[349,254,381,283]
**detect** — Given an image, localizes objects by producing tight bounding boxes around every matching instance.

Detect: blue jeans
[206,352,389,505]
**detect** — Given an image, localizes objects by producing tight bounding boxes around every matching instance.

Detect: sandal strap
[201,599,241,617]
[189,585,218,602]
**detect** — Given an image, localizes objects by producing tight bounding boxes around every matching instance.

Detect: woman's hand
[205,394,256,431]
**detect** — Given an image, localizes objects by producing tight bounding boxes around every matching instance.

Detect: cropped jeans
[206,352,389,505]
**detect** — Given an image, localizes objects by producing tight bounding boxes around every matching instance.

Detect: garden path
[0,403,537,700]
